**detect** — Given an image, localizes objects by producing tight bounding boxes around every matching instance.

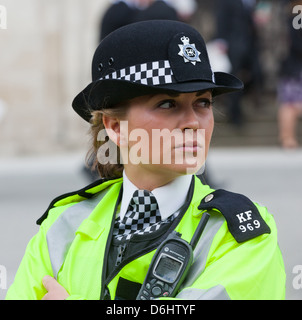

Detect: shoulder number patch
[198,189,271,243]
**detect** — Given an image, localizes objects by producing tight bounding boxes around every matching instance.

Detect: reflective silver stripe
[176,285,230,300]
[46,190,108,278]
[178,211,225,292]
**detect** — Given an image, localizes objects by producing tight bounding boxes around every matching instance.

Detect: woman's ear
[102,114,121,146]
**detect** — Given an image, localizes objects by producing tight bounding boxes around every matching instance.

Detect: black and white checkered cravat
[113,190,163,241]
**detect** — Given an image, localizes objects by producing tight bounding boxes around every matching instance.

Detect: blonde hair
[86,103,129,179]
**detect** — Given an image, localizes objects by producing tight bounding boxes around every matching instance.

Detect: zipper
[103,232,169,291]
[115,243,127,266]
[100,232,159,299]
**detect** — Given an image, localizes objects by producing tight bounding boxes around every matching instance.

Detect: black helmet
[72,20,243,122]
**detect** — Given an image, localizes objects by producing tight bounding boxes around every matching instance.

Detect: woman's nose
[178,107,200,131]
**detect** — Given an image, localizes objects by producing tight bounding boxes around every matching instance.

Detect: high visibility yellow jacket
[6,176,286,300]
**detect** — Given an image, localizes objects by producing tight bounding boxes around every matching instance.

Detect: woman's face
[117,90,214,181]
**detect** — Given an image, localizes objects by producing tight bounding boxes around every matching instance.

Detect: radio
[136,212,210,300]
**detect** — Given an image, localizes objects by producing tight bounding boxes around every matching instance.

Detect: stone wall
[0,0,110,157]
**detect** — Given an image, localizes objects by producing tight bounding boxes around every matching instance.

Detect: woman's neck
[124,165,183,191]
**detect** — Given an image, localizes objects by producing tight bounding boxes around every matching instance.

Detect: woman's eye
[158,100,175,109]
[156,98,213,110]
[196,99,213,109]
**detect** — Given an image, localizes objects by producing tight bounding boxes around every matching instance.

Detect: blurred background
[0,0,301,299]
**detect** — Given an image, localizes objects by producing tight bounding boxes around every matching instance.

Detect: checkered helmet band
[101,60,176,86]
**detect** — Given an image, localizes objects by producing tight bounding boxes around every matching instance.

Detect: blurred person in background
[277,0,302,149]
[213,0,263,127]
[99,0,153,41]
[132,0,179,22]
[99,0,179,41]
[165,0,197,22]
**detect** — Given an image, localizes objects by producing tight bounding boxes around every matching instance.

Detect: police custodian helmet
[72,20,243,122]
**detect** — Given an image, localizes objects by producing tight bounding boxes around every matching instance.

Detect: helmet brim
[72,71,243,122]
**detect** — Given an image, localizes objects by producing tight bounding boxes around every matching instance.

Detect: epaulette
[198,189,271,243]
[36,178,110,225]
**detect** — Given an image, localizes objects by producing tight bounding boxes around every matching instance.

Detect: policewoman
[6,20,286,300]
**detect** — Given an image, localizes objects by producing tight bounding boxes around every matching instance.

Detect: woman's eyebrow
[144,92,179,101]
[162,90,212,98]
[196,90,212,97]
[147,90,212,100]
[153,92,180,98]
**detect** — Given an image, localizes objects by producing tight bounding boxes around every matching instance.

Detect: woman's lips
[174,141,202,153]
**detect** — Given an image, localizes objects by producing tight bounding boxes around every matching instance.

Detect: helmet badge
[178,36,201,65]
